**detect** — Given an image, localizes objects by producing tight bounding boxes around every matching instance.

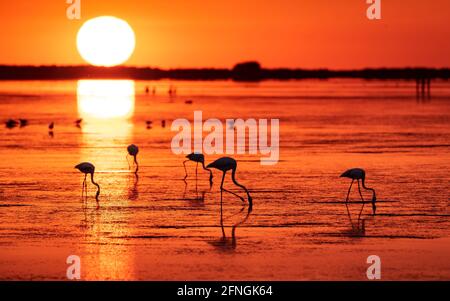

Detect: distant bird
[5,119,18,129]
[127,144,139,174]
[75,162,100,207]
[161,120,166,128]
[185,99,193,104]
[19,119,28,127]
[183,153,213,185]
[48,122,54,138]
[168,85,176,96]
[146,120,152,129]
[340,168,377,215]
[75,119,83,127]
[207,157,252,209]
[145,86,150,94]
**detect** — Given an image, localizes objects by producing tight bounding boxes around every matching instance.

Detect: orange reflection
[77,80,134,120]
[77,79,137,280]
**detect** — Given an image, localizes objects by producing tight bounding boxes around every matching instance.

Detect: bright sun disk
[77,16,135,67]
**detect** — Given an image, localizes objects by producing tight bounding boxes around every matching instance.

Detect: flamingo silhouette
[75,162,100,208]
[183,153,213,185]
[127,144,139,174]
[340,168,377,215]
[206,157,252,209]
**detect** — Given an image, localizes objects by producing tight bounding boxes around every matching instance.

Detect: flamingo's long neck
[202,161,213,182]
[133,155,139,173]
[90,172,100,199]
[361,177,375,196]
[231,168,252,208]
[362,177,376,214]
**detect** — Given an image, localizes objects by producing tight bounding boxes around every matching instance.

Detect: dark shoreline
[0,64,449,81]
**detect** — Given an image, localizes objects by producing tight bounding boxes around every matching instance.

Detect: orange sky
[0,0,449,68]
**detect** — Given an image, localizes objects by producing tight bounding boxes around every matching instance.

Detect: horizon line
[1,64,449,71]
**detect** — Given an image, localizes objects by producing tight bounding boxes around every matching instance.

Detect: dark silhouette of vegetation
[232,61,262,81]
[0,62,448,81]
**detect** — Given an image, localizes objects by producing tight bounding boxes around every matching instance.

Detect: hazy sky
[0,0,449,68]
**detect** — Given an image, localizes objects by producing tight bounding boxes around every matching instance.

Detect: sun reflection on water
[77,79,137,280]
[77,80,135,120]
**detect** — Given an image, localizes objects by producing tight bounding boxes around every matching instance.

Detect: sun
[77,16,135,67]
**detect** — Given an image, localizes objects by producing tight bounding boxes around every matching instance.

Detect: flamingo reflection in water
[208,204,252,251]
[343,203,366,237]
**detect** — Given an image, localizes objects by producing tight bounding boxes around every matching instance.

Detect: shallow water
[0,79,449,280]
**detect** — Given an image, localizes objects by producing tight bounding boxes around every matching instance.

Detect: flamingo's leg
[357,180,365,202]
[220,171,226,190]
[220,172,226,238]
[81,174,87,199]
[84,177,88,204]
[195,173,199,200]
[357,180,366,219]
[346,179,354,203]
[195,162,198,179]
[84,181,88,206]
[183,160,189,181]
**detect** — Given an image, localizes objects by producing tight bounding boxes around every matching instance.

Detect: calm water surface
[0,79,449,280]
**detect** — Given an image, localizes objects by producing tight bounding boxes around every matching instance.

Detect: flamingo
[206,157,252,209]
[340,168,377,215]
[127,144,139,174]
[183,152,213,185]
[75,162,100,208]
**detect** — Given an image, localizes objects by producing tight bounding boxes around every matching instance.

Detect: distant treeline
[0,62,449,81]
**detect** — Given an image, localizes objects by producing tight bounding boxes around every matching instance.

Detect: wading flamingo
[207,157,252,209]
[183,153,213,185]
[340,168,377,215]
[75,162,100,208]
[127,144,139,174]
